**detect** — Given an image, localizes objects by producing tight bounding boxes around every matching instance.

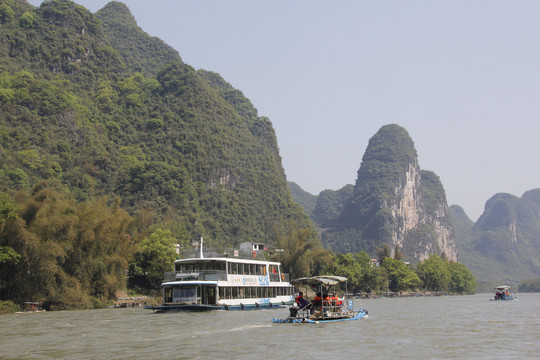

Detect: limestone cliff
[316,124,458,262]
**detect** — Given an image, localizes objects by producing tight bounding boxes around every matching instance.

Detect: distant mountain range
[450,190,540,288]
[290,125,540,287]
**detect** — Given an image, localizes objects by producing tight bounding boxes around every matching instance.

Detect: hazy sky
[29,0,540,220]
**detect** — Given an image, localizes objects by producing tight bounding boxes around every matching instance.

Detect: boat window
[239,287,245,298]
[173,286,197,304]
[232,287,238,299]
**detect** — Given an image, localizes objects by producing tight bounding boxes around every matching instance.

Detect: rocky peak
[336,124,458,261]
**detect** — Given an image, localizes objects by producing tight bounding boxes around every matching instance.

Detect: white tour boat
[149,240,294,312]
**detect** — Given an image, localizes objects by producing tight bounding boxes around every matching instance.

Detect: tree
[376,243,391,264]
[447,261,476,294]
[417,254,451,292]
[274,223,319,279]
[322,253,364,292]
[134,228,177,288]
[382,258,421,292]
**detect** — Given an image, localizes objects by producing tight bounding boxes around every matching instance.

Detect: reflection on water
[1,293,539,359]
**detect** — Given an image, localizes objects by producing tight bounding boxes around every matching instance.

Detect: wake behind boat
[490,285,517,301]
[272,276,368,324]
[149,240,294,312]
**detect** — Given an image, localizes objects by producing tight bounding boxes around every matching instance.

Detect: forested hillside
[0,0,312,308]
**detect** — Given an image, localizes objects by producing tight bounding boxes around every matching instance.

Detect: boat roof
[494,285,511,290]
[161,280,218,287]
[291,276,348,286]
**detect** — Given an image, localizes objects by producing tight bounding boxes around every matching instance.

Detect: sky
[28,0,540,221]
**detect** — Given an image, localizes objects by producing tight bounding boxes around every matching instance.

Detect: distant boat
[272,276,368,324]
[490,285,517,301]
[16,302,45,313]
[148,240,294,312]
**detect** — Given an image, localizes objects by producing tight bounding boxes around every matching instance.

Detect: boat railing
[181,248,267,260]
[164,270,228,282]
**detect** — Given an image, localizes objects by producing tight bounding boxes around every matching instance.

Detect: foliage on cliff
[288,181,318,215]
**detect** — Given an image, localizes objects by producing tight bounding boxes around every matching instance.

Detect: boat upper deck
[163,248,290,283]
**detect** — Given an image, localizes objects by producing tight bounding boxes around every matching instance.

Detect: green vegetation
[0,300,20,314]
[288,182,318,215]
[274,236,475,295]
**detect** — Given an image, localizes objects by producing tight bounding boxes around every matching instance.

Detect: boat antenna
[200,237,204,258]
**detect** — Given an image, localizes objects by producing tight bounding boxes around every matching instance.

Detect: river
[1,293,539,359]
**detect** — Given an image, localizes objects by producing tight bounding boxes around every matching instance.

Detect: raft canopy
[291,276,348,286]
[494,285,510,291]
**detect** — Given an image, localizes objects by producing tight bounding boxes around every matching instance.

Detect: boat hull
[272,309,368,324]
[148,301,292,312]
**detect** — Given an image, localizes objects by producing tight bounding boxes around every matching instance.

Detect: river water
[1,293,539,359]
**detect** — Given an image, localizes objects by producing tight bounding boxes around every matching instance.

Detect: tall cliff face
[317,124,458,262]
